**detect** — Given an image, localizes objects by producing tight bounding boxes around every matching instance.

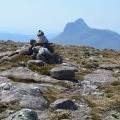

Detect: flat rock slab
[80,69,117,95]
[50,66,77,80]
[83,69,116,85]
[0,67,59,83]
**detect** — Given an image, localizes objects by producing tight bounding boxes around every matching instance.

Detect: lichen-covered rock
[50,98,78,110]
[5,109,38,120]
[83,69,116,85]
[50,66,77,80]
[0,82,48,110]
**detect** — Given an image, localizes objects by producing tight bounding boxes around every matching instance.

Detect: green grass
[0,55,32,71]
[90,112,101,120]
[100,50,119,58]
[56,111,71,120]
[43,87,62,104]
[113,97,120,112]
[49,110,71,120]
[28,64,56,75]
[97,82,120,112]
[9,55,32,63]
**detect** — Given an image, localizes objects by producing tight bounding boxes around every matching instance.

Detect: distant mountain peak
[53,18,120,50]
[63,18,89,34]
[75,18,89,28]
[75,18,86,25]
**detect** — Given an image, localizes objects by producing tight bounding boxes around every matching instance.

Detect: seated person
[36,30,54,53]
[37,30,48,43]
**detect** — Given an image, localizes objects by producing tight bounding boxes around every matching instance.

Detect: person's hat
[38,30,44,36]
[38,30,42,32]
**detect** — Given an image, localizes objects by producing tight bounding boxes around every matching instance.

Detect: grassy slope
[0,42,120,119]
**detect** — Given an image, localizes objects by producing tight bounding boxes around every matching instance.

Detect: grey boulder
[50,66,77,80]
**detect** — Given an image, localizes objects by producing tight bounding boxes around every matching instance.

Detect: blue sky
[0,0,120,35]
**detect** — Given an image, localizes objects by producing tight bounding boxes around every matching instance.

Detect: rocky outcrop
[0,79,48,110]
[50,66,77,80]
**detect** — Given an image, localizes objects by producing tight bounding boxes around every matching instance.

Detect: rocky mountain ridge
[0,41,120,120]
[53,18,120,50]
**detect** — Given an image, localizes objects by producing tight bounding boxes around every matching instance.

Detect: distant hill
[0,32,35,42]
[53,18,120,50]
[0,32,58,42]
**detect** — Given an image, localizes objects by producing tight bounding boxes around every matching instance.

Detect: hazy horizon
[0,0,120,35]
